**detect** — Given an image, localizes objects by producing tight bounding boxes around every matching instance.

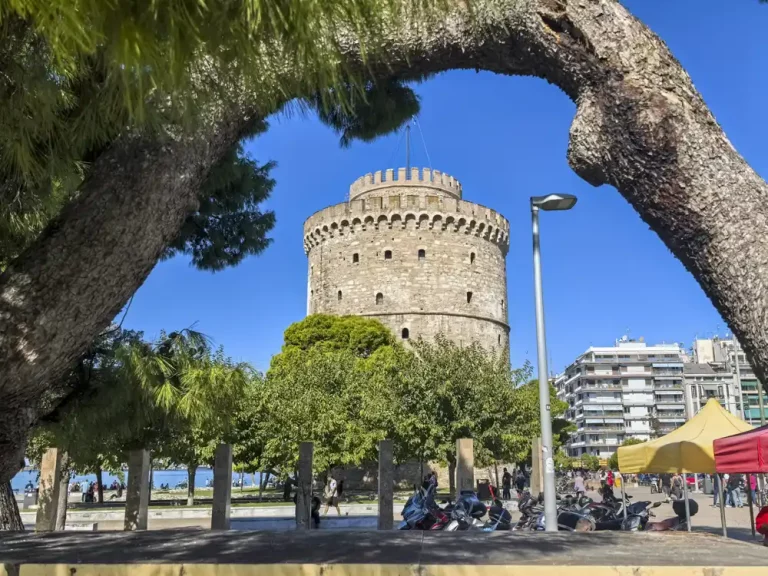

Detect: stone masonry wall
[304,167,510,352]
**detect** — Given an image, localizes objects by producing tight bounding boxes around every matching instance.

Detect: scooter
[442,491,488,531]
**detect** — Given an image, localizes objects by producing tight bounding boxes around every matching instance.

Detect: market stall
[713,423,768,538]
[618,399,752,532]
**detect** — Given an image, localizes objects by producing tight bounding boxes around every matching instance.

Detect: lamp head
[530,194,578,211]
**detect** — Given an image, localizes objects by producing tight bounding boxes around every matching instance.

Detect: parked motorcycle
[398,484,448,530]
[443,491,488,531]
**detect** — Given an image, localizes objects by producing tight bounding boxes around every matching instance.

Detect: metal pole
[621,478,627,521]
[734,343,747,422]
[531,205,557,532]
[718,473,728,538]
[747,474,756,539]
[405,122,411,175]
[682,472,691,532]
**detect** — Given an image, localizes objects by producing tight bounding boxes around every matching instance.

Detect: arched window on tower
[467,291,473,304]
[401,328,410,339]
[470,252,476,265]
[376,292,384,305]
[353,253,359,263]
[338,290,343,301]
[418,249,426,261]
[384,250,392,260]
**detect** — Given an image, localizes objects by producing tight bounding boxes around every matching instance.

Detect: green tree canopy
[607,438,645,470]
[280,314,394,357]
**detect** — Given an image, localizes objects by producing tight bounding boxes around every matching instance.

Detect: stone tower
[303,167,510,352]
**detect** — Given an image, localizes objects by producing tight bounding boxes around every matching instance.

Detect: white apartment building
[685,337,767,424]
[555,338,686,459]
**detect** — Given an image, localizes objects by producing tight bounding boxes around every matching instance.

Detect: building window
[352,253,359,263]
[384,250,392,260]
[337,290,342,301]
[418,249,426,260]
[470,252,476,264]
[466,291,473,304]
[376,292,383,305]
[498,334,501,345]
[501,299,504,312]
[401,328,409,339]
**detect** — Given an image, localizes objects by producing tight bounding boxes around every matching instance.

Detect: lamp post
[531,193,577,532]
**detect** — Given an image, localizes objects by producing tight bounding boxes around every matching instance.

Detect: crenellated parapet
[348,167,462,201]
[303,194,510,255]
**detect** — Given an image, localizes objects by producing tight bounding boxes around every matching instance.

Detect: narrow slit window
[418,249,426,261]
[376,292,384,305]
[401,328,410,339]
[467,291,473,304]
[498,334,501,345]
[338,290,342,301]
[384,250,392,260]
[470,252,476,264]
[353,253,359,263]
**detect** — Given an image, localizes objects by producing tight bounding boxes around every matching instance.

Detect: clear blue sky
[123,0,768,375]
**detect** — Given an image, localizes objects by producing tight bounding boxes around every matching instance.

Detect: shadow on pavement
[1,530,768,566]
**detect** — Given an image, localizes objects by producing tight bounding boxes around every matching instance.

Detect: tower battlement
[305,167,509,354]
[349,167,462,200]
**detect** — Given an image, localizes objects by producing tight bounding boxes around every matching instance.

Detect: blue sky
[123,0,768,374]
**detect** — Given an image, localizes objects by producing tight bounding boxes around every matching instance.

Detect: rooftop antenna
[405,119,411,175]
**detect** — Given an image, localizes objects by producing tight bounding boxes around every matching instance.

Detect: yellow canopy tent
[618,399,753,474]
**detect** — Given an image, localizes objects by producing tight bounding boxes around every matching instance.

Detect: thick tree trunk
[3,0,768,487]
[258,471,266,502]
[187,467,196,506]
[95,464,104,505]
[448,460,456,497]
[0,481,23,531]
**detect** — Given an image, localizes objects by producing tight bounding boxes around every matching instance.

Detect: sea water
[11,468,263,493]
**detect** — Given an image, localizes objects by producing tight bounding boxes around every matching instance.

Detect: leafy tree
[128,331,252,505]
[607,438,645,470]
[369,336,536,493]
[649,413,664,439]
[580,454,601,472]
[281,314,394,357]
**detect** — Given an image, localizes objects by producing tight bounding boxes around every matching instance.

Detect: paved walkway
[1,530,767,566]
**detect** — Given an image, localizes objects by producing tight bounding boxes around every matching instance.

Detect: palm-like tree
[127,329,251,505]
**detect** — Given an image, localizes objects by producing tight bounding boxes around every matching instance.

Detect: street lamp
[531,193,577,532]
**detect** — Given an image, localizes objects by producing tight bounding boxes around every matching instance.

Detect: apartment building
[685,337,767,424]
[555,338,686,459]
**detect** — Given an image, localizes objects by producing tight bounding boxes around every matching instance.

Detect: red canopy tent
[713,424,768,473]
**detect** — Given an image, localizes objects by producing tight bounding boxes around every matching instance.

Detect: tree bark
[3,0,768,488]
[448,460,456,497]
[187,467,196,506]
[0,481,23,531]
[95,464,104,505]
[54,452,71,530]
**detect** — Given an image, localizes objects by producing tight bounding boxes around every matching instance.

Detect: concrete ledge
[8,566,768,576]
[2,531,768,568]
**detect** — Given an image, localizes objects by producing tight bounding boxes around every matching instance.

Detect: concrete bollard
[35,448,62,532]
[211,443,233,530]
[456,438,474,493]
[377,439,394,530]
[530,437,544,495]
[296,442,314,530]
[124,449,151,530]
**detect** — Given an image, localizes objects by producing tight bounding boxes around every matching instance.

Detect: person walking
[660,473,672,500]
[727,473,743,508]
[323,474,341,516]
[502,468,512,500]
[749,474,758,506]
[574,473,586,498]
[712,473,721,507]
[514,470,526,493]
